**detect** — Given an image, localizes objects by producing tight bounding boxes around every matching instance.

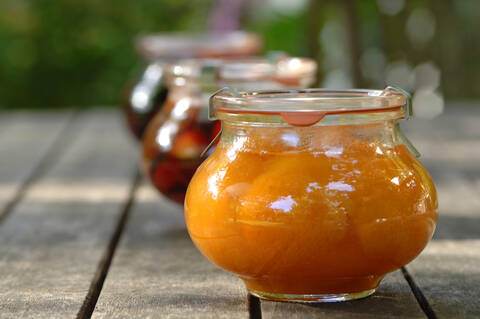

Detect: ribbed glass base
[248,288,377,303]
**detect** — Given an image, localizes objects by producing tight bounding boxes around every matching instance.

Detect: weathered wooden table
[0,105,479,318]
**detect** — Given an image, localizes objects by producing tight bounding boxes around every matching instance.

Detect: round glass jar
[142,57,317,204]
[123,31,262,140]
[184,88,438,303]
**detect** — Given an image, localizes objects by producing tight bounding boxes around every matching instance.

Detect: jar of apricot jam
[142,57,317,204]
[124,31,262,139]
[184,88,438,303]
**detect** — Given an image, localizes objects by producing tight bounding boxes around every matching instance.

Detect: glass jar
[184,88,438,303]
[124,31,262,139]
[142,57,317,204]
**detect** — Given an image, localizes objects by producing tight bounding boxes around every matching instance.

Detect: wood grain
[406,241,480,318]
[0,111,74,221]
[92,183,249,319]
[0,110,137,319]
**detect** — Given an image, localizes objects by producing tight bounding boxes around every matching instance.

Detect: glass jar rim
[210,88,408,126]
[164,57,317,84]
[218,57,317,82]
[135,31,262,61]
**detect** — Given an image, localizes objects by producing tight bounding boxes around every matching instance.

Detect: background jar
[142,57,317,205]
[123,31,262,140]
[184,88,438,302]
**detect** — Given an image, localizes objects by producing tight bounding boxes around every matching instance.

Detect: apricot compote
[185,122,438,301]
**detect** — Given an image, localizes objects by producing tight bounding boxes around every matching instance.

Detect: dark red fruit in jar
[142,101,220,205]
[149,154,202,205]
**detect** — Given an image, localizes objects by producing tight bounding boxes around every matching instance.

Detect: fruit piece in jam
[185,125,438,295]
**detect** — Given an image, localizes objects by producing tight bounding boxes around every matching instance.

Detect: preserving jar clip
[395,123,421,158]
[382,85,412,120]
[200,126,222,159]
[208,86,241,120]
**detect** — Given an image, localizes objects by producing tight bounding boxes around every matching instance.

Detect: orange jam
[185,124,438,298]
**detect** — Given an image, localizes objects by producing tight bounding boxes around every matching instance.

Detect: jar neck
[215,108,405,127]
[219,120,400,153]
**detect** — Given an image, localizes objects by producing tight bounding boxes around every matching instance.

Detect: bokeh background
[0,0,478,110]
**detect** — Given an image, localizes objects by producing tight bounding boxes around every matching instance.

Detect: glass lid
[210,87,409,126]
[164,56,317,84]
[218,57,317,83]
[135,31,262,61]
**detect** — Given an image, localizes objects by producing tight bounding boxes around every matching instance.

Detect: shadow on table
[312,291,418,314]
[298,288,477,318]
[261,287,424,318]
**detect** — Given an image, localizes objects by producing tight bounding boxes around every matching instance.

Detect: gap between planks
[402,267,438,319]
[77,168,142,319]
[248,293,262,319]
[0,110,81,224]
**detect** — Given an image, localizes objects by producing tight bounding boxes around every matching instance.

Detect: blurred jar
[142,56,317,204]
[124,31,262,139]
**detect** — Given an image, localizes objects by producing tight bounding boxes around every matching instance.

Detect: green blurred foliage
[249,12,309,57]
[0,0,479,108]
[0,0,211,108]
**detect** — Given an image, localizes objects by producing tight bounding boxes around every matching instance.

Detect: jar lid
[164,59,220,79]
[163,56,317,90]
[135,31,262,61]
[210,87,410,126]
[218,57,316,85]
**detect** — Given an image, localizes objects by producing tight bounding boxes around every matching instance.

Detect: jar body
[123,62,169,139]
[142,84,220,204]
[184,121,438,302]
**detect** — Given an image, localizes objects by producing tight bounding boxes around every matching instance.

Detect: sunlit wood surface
[0,105,479,318]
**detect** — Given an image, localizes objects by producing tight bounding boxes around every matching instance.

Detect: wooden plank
[431,168,480,240]
[406,241,480,318]
[403,106,480,318]
[0,111,16,134]
[403,102,480,141]
[0,110,137,319]
[402,105,480,171]
[77,169,142,319]
[0,111,74,220]
[92,183,249,319]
